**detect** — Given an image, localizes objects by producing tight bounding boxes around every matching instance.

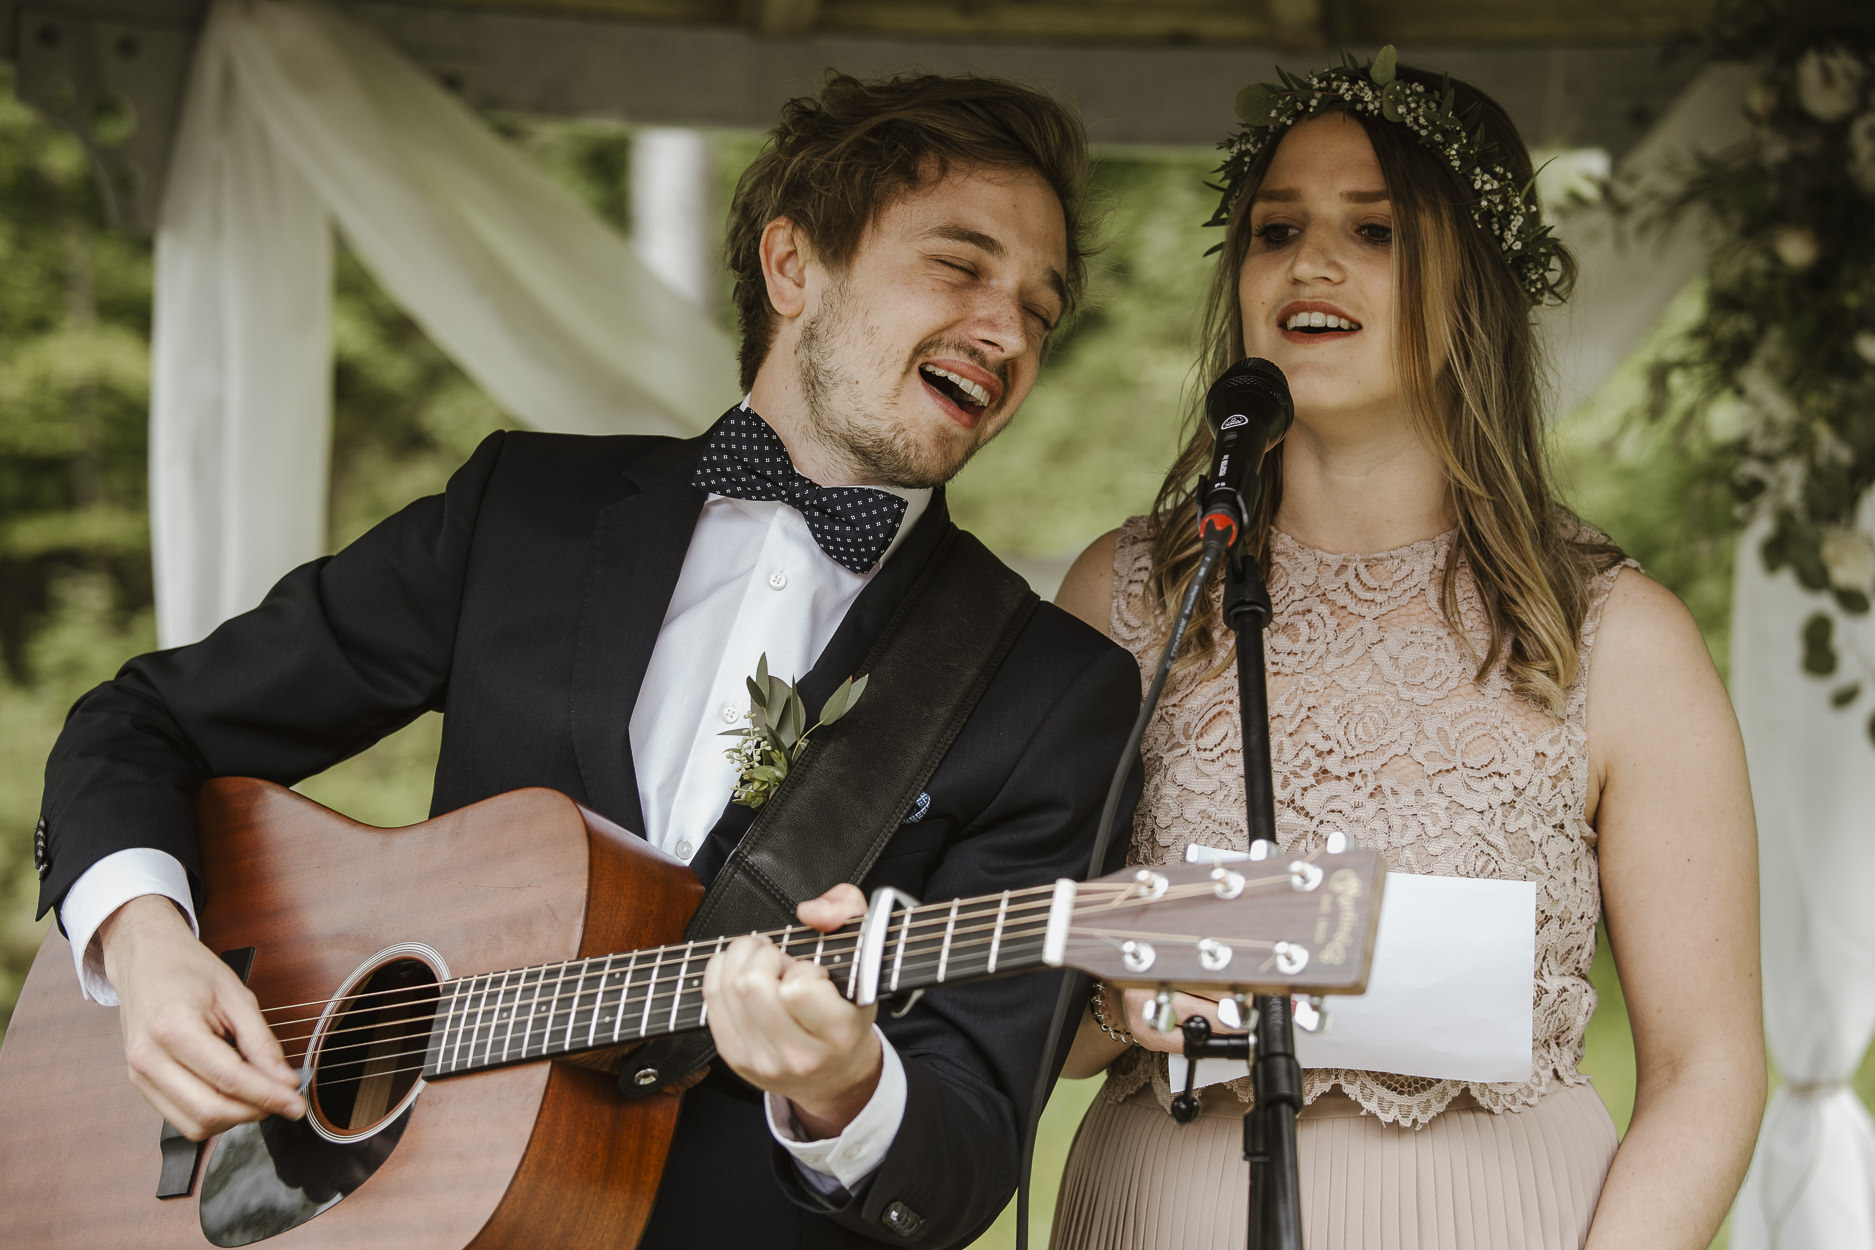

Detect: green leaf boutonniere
[721,653,869,809]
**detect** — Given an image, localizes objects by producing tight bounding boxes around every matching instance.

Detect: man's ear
[759,217,811,320]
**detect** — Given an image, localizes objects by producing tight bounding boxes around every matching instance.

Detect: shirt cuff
[59,849,198,1005]
[765,1026,906,1194]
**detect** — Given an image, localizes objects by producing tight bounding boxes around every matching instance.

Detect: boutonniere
[721,653,869,809]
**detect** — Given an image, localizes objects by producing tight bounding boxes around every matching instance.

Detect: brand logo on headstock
[1314,869,1363,966]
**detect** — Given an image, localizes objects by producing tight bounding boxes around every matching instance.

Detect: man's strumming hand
[702,883,881,1139]
[98,894,306,1140]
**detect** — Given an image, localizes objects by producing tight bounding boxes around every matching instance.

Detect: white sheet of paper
[1168,845,1536,1091]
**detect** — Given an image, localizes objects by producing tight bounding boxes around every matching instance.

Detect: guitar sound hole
[310,957,439,1139]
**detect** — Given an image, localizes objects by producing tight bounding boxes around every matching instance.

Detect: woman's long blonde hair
[1147,68,1621,712]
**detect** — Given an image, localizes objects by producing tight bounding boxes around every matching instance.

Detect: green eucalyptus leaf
[766,674,792,721]
[1835,587,1872,615]
[755,652,769,689]
[1801,612,1838,677]
[1379,80,1406,123]
[1371,45,1398,85]
[787,688,808,743]
[1831,684,1862,709]
[747,675,768,712]
[749,765,785,782]
[848,673,870,706]
[1235,83,1281,126]
[820,677,855,726]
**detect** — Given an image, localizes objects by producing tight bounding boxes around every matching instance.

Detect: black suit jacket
[36,427,1141,1249]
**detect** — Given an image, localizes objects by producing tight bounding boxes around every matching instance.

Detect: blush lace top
[1100,515,1634,1127]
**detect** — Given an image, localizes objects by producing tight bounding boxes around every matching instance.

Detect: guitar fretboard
[421,889,1057,1078]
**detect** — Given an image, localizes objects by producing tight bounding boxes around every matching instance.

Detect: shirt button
[676,840,693,860]
[768,569,787,590]
[721,704,738,723]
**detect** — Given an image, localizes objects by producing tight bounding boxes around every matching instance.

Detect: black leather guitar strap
[619,528,1038,1096]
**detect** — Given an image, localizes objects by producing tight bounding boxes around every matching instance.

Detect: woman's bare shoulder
[1055,529,1125,638]
[1585,566,1741,817]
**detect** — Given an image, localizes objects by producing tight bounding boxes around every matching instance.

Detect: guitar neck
[423,886,1057,1079]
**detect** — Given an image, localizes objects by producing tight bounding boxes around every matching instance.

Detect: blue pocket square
[902,791,931,824]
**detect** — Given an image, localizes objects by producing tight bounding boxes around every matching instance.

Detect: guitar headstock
[1059,850,1385,995]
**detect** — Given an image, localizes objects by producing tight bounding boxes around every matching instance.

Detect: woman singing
[1050,51,1764,1249]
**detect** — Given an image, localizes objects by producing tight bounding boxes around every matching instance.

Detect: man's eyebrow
[921,224,1005,256]
[921,223,1070,315]
[1254,187,1391,204]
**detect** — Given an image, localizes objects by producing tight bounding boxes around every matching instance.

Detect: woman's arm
[1582,569,1766,1250]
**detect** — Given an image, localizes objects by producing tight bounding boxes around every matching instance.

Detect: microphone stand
[1172,540,1302,1250]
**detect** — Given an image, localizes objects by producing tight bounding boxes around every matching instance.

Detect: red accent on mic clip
[1199,512,1238,548]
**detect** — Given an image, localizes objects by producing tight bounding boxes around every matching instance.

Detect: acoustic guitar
[0,779,1383,1249]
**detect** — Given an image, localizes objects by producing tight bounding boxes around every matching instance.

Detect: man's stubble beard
[794,278,989,491]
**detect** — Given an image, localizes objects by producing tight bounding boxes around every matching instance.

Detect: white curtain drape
[1730,510,1875,1249]
[1543,61,1875,1248]
[151,0,737,647]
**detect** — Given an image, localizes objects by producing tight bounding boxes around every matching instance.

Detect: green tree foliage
[0,76,152,686]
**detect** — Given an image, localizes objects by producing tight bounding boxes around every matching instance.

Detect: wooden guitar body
[0,780,704,1250]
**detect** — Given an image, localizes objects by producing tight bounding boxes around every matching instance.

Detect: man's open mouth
[919,363,992,418]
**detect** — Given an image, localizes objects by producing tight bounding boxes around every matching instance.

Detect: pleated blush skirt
[1050,1081,1618,1250]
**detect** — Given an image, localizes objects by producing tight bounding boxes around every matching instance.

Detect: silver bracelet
[1089,980,1137,1047]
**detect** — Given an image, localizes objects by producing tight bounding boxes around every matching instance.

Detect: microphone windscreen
[1204,357,1294,437]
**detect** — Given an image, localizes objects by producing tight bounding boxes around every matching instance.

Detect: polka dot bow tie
[694,407,909,574]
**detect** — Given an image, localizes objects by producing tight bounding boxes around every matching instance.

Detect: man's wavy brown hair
[725,72,1091,391]
[1148,67,1622,713]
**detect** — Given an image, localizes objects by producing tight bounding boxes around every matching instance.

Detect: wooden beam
[333,2,1707,159]
[741,0,820,38]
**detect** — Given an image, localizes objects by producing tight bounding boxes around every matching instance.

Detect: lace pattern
[1101,516,1634,1127]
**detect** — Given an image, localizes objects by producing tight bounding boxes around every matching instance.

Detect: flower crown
[1207,46,1567,306]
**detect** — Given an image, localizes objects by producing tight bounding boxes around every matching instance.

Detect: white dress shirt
[59,424,931,1193]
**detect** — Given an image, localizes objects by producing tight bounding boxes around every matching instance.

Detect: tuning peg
[1217,993,1256,1033]
[1151,986,1177,1033]
[1324,831,1354,853]
[1292,995,1329,1034]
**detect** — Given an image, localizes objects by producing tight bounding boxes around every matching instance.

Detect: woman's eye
[1252,223,1296,245]
[1359,223,1393,244]
[936,258,978,276]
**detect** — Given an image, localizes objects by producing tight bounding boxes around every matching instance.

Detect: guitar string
[264,871,1317,1070]
[249,867,1303,1025]
[250,872,1274,1049]
[276,856,1337,1080]
[253,873,1305,1051]
[251,883,1067,1026]
[280,931,1070,1084]
[263,910,1063,1055]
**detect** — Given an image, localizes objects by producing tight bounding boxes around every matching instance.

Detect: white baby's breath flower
[1855,329,1875,366]
[1821,527,1875,592]
[1747,77,1779,119]
[1773,225,1821,270]
[1796,47,1864,123]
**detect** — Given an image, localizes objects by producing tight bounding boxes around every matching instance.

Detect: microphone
[1197,357,1294,551]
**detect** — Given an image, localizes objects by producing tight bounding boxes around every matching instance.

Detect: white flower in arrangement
[1773,225,1821,270]
[1747,77,1779,119]
[1850,113,1875,196]
[1738,350,1802,435]
[1796,46,1865,123]
[1855,330,1875,367]
[1820,527,1875,593]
